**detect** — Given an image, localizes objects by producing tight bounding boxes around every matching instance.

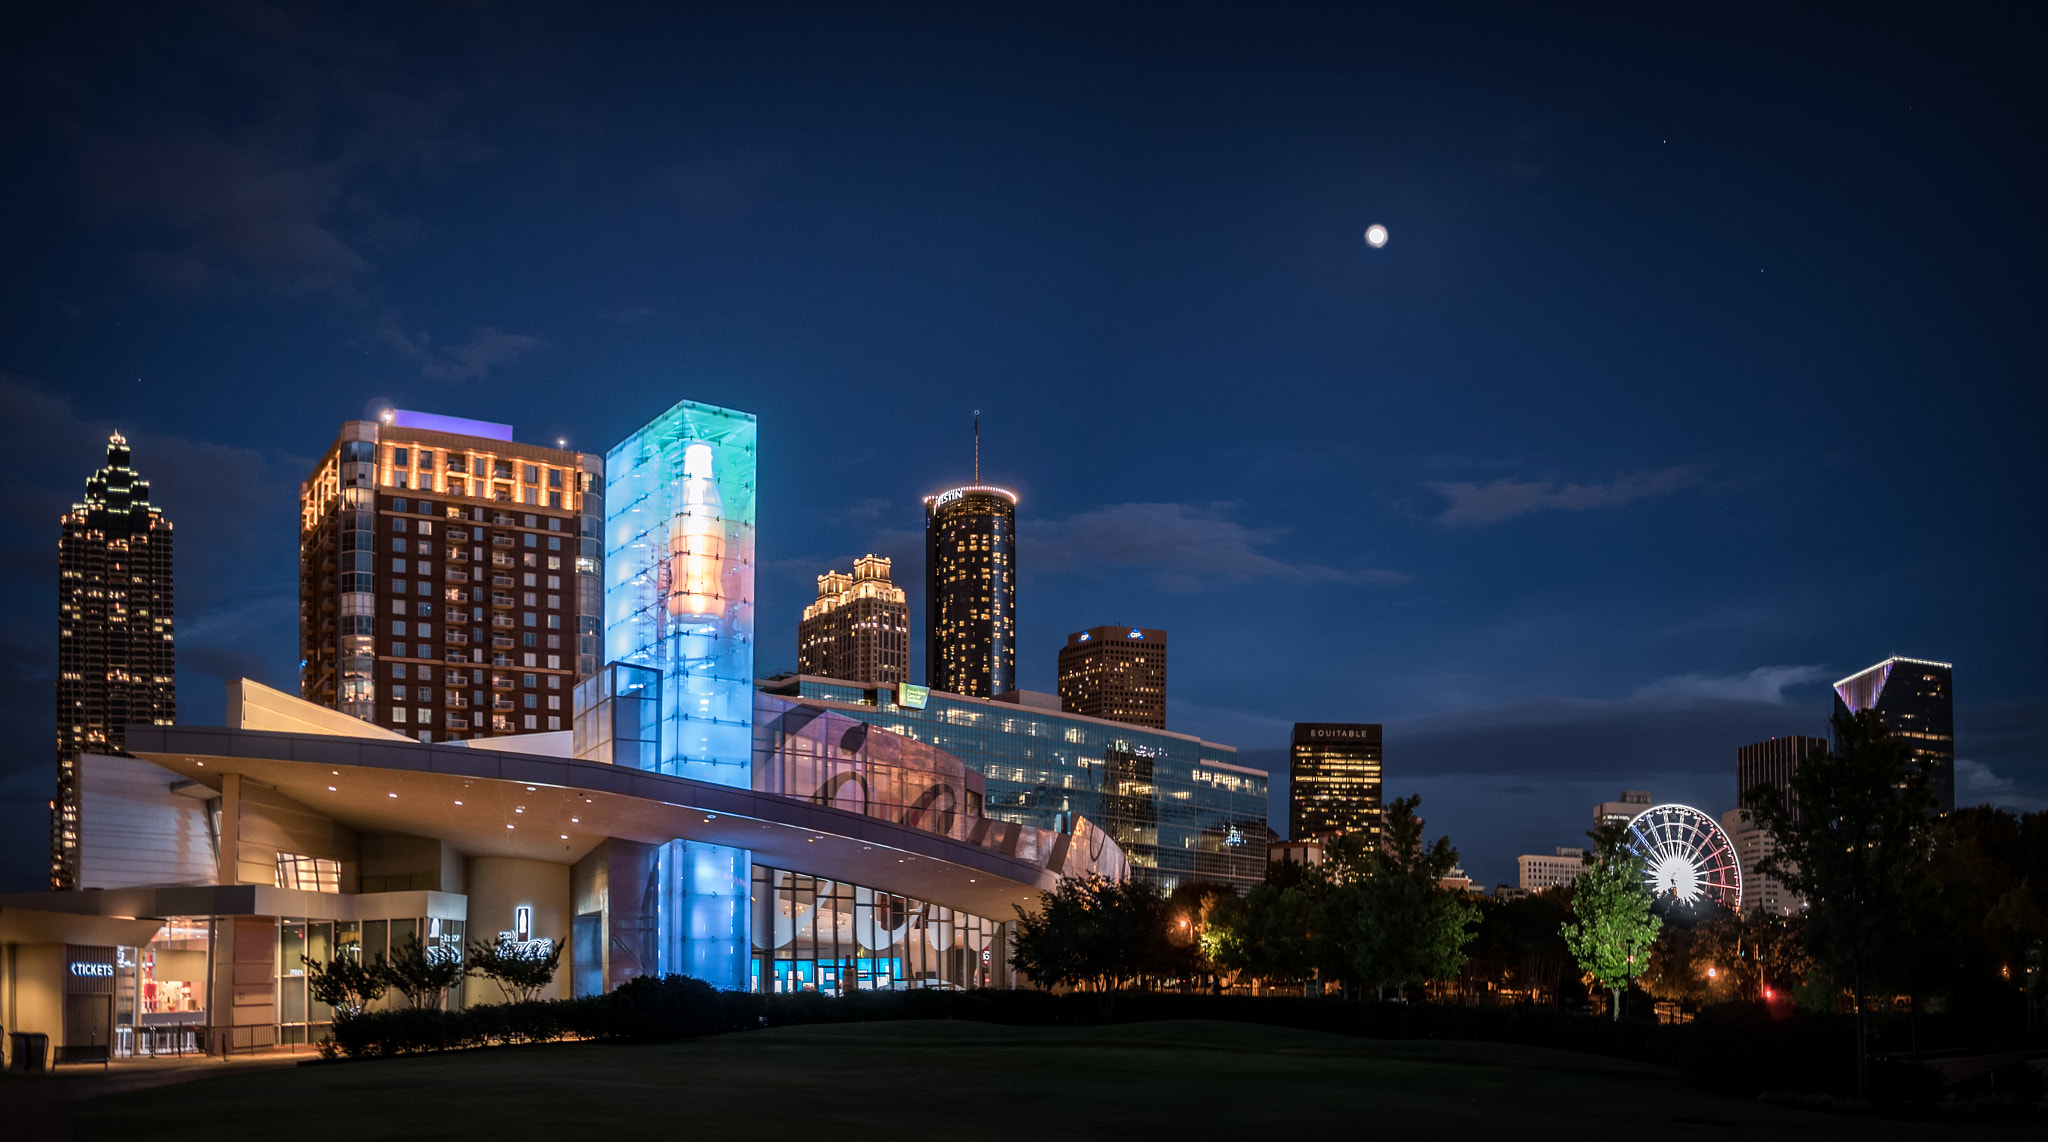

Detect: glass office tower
[759,676,1268,891]
[923,486,1016,698]
[1833,656,1955,812]
[603,399,758,987]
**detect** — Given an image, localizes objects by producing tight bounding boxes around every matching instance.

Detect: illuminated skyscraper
[1056,626,1166,729]
[798,554,909,685]
[923,426,1016,697]
[298,411,603,742]
[56,433,175,889]
[1288,723,1382,840]
[1832,656,1955,812]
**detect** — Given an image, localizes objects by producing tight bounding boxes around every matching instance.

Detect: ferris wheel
[1620,804,1742,912]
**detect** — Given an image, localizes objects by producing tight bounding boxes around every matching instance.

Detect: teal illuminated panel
[604,400,757,786]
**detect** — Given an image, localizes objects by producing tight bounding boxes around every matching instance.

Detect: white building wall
[78,753,215,889]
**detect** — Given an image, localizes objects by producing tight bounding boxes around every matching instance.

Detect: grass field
[68,1020,2039,1140]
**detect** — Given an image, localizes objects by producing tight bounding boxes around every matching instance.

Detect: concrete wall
[79,754,215,889]
[225,775,361,890]
[2,944,65,1060]
[360,833,464,893]
[463,857,572,1006]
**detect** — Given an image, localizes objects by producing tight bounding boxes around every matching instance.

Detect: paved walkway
[0,1052,308,1141]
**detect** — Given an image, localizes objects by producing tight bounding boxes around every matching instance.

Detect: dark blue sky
[3,3,2043,892]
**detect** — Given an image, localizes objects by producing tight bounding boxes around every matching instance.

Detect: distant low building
[1722,807,1799,916]
[1518,846,1587,892]
[1593,790,1652,829]
[1493,885,1531,902]
[1269,838,1324,867]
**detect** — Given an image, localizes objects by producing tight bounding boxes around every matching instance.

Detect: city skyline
[1,4,2042,893]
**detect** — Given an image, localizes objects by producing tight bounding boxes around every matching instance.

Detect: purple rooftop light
[389,409,514,441]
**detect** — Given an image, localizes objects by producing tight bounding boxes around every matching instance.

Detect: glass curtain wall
[752,866,1008,994]
[780,682,1270,891]
[275,916,465,1043]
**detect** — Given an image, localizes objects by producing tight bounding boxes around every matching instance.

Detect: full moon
[1364,224,1388,248]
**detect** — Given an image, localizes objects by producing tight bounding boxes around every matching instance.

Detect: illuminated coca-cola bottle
[666,441,728,625]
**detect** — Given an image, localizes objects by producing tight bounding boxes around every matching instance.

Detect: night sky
[3,4,2043,893]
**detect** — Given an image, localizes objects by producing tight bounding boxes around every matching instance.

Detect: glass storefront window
[751,866,1007,995]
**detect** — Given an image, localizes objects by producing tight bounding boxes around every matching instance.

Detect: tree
[1010,875,1173,993]
[1330,795,1479,999]
[1750,708,1935,1100]
[380,934,466,1010]
[1561,824,1662,1021]
[467,934,565,1004]
[303,946,387,1019]
[1202,883,1319,988]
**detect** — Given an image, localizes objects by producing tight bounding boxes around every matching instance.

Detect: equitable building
[1288,722,1383,841]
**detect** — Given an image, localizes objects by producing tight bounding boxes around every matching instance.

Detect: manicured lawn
[71,1020,2036,1140]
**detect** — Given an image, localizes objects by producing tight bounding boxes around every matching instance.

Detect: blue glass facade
[602,400,758,990]
[603,399,757,787]
[761,677,1270,892]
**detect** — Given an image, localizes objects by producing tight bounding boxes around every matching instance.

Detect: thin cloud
[1632,665,1829,704]
[1024,502,1407,590]
[378,322,541,382]
[1429,465,1701,527]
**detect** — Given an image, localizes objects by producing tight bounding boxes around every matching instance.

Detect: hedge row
[324,981,2036,1105]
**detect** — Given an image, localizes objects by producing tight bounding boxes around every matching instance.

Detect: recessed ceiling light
[559,834,568,840]
[506,824,514,830]
[328,786,336,792]
[388,793,397,798]
[454,800,463,806]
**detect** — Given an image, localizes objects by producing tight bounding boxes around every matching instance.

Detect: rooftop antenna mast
[973,409,980,485]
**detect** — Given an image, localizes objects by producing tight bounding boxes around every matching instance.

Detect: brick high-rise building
[797,554,910,685]
[299,410,602,742]
[1055,626,1166,729]
[1288,722,1382,841]
[56,433,175,888]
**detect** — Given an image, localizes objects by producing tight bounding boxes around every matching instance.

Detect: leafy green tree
[1010,876,1173,993]
[1462,889,1577,1005]
[1330,795,1479,999]
[303,946,386,1018]
[1561,824,1661,1021]
[1202,883,1319,988]
[467,935,565,1003]
[1749,708,1935,1100]
[379,934,466,1010]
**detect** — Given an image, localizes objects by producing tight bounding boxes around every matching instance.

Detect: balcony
[491,594,514,608]
[446,529,471,543]
[490,675,515,689]
[492,636,514,649]
[444,715,468,730]
[443,651,468,664]
[492,698,515,712]
[491,535,514,547]
[445,632,468,646]
[492,574,514,588]
[491,514,516,526]
[491,655,511,667]
[491,615,515,629]
[444,568,469,583]
[445,695,470,709]
[492,554,514,567]
[447,548,469,563]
